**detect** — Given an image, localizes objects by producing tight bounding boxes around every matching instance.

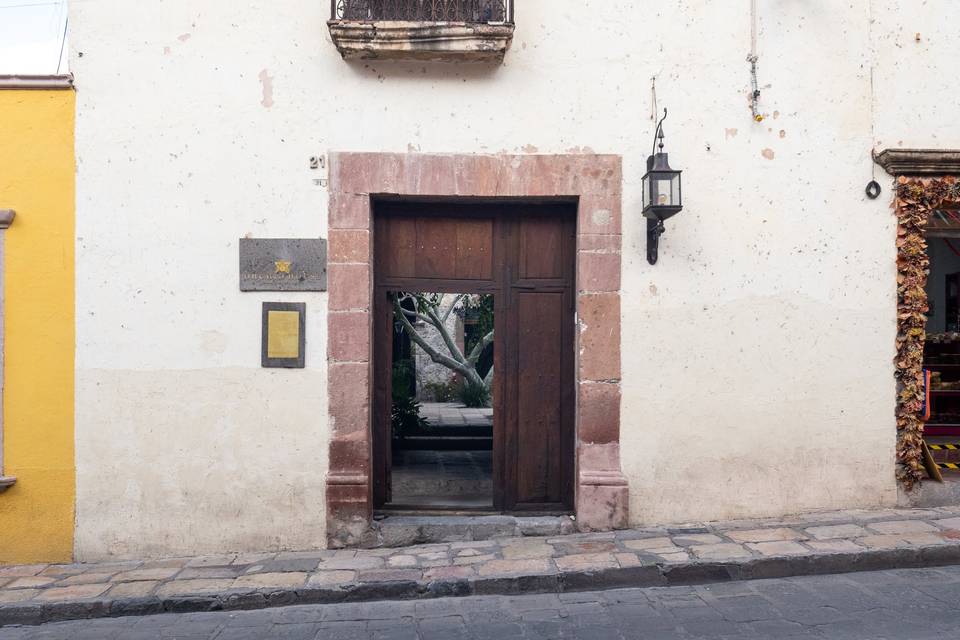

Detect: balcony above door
[328,0,515,63]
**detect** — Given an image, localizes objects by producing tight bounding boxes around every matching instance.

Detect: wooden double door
[373,201,576,513]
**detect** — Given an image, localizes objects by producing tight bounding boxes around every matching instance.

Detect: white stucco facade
[70,0,960,559]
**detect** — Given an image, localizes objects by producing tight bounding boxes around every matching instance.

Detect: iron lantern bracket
[647,218,666,265]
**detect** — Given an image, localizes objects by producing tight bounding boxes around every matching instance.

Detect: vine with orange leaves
[896,176,960,488]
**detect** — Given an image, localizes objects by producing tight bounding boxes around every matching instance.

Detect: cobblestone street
[2,566,959,639]
[3,506,960,627]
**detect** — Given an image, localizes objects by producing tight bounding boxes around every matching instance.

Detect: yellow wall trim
[0,89,76,564]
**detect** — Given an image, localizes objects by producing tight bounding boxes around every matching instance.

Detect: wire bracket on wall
[747,54,762,122]
[748,0,763,122]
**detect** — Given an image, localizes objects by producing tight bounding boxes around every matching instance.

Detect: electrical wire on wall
[650,75,658,122]
[747,0,763,122]
[865,0,882,199]
[55,16,68,74]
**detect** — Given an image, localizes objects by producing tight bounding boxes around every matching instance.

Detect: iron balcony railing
[332,0,513,23]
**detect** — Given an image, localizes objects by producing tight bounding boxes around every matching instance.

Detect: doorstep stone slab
[4,506,960,626]
[374,515,575,547]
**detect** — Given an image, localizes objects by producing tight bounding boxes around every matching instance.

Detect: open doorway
[371,201,576,514]
[388,292,495,509]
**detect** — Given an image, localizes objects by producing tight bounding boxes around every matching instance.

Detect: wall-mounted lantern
[642,109,683,265]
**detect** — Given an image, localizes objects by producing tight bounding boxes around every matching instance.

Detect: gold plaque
[267,310,300,359]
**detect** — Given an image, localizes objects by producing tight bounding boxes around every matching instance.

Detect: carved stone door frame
[325,153,627,547]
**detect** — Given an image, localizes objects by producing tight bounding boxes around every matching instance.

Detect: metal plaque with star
[239,238,327,291]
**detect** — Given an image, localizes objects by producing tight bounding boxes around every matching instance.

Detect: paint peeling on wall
[258,69,274,108]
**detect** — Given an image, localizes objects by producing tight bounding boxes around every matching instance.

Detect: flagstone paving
[3,506,960,626]
[4,566,960,640]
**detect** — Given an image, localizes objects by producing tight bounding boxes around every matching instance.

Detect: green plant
[422,379,461,403]
[460,381,490,408]
[391,359,428,439]
[391,394,428,440]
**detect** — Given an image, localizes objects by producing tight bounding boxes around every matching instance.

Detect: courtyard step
[373,515,575,547]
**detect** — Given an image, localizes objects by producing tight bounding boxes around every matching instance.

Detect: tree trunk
[393,294,486,389]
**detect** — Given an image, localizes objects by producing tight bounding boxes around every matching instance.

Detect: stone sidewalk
[4,506,960,627]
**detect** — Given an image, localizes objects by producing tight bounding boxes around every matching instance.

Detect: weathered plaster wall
[70,0,956,555]
[872,0,960,151]
[0,89,75,564]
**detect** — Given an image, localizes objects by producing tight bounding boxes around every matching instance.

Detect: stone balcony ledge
[328,20,514,62]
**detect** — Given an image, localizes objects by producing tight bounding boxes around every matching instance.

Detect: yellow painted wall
[0,89,75,564]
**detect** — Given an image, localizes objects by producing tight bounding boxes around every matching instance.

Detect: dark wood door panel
[415,217,459,278]
[519,217,564,279]
[515,292,564,504]
[377,213,494,282]
[455,218,494,280]
[377,215,417,278]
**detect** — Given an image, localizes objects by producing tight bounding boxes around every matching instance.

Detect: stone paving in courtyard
[3,506,960,626]
[418,403,493,427]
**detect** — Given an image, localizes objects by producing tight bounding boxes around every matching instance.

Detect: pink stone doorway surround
[326,153,627,547]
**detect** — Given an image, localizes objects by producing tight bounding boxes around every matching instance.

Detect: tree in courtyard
[392,292,493,407]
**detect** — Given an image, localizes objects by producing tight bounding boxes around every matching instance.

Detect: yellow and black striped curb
[928,443,960,451]
[936,462,960,470]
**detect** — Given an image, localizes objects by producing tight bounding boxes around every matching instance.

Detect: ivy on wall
[896,176,960,488]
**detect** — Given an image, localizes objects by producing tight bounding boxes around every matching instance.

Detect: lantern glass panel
[655,177,673,206]
[643,170,682,214]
